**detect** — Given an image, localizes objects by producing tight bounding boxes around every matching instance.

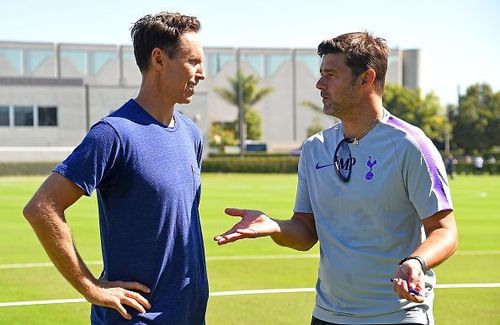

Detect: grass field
[0,174,499,324]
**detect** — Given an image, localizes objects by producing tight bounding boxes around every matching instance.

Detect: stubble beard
[323,96,356,119]
[323,101,346,118]
[323,84,358,119]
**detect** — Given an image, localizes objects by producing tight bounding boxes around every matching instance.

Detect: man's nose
[197,64,206,80]
[316,77,325,90]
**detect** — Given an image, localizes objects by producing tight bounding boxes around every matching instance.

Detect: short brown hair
[317,32,389,95]
[130,12,201,72]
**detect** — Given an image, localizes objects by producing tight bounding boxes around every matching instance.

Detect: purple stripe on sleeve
[386,115,452,210]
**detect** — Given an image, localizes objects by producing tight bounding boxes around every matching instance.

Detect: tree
[244,108,262,140]
[450,83,500,155]
[209,122,238,152]
[215,70,273,140]
[383,84,449,146]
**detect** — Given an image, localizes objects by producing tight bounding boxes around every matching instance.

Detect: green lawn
[0,174,499,324]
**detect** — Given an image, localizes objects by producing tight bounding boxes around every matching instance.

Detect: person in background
[444,154,457,180]
[473,155,484,174]
[23,12,208,324]
[215,32,457,325]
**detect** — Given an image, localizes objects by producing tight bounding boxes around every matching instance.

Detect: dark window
[38,106,58,126]
[0,106,9,126]
[14,106,34,126]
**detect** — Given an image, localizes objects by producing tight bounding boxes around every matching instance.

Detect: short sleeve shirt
[54,99,208,324]
[294,110,452,324]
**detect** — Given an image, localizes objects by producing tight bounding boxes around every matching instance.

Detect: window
[61,50,88,75]
[0,48,23,73]
[27,49,54,73]
[241,54,264,77]
[122,50,135,62]
[267,54,290,77]
[0,106,9,126]
[14,106,34,126]
[38,106,58,126]
[208,53,234,78]
[0,105,58,127]
[296,54,320,77]
[92,50,116,74]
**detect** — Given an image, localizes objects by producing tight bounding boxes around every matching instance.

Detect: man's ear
[360,69,376,87]
[150,48,166,71]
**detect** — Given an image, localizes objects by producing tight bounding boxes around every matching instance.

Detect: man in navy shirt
[23,12,208,324]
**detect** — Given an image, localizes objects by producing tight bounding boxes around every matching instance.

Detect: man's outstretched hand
[214,208,280,245]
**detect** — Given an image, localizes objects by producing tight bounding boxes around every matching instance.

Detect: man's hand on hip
[85,279,151,320]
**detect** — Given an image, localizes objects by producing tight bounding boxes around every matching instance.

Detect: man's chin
[322,106,335,114]
[323,107,341,118]
[177,97,193,105]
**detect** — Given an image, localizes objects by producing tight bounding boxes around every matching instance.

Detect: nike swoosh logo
[315,162,335,170]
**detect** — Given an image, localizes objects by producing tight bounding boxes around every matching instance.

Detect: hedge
[453,163,498,175]
[208,153,291,158]
[0,158,300,176]
[0,162,57,176]
[0,160,497,176]
[202,156,299,173]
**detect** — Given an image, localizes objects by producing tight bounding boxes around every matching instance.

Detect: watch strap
[399,256,428,272]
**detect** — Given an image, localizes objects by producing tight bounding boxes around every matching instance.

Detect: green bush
[0,162,57,176]
[1,160,496,176]
[209,152,290,158]
[202,156,299,173]
[454,162,498,175]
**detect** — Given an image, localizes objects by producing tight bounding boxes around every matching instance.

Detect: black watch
[399,256,428,272]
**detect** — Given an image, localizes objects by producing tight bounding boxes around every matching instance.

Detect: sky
[1,0,499,106]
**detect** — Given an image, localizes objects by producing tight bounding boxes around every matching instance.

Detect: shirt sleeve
[53,121,121,196]
[401,133,453,220]
[294,143,313,213]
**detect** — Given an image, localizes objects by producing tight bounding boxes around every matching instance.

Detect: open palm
[214,208,279,245]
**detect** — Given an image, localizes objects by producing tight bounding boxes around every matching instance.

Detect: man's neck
[135,80,175,126]
[342,96,384,140]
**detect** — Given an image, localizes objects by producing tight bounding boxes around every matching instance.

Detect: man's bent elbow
[23,200,38,223]
[273,238,317,251]
[296,241,317,251]
[23,197,47,225]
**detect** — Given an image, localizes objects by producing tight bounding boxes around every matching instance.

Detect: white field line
[0,255,320,270]
[1,250,499,270]
[436,283,500,289]
[1,284,500,308]
[0,260,103,270]
[0,298,86,307]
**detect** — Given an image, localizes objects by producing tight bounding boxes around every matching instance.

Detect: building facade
[0,41,420,161]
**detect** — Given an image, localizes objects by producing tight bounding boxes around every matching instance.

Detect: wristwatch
[399,256,428,272]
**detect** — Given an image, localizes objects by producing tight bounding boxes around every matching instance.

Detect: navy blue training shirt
[54,99,208,324]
